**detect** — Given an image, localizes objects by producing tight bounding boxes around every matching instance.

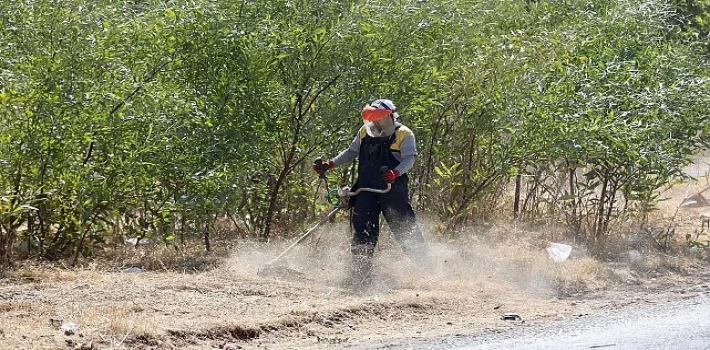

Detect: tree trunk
[204,219,211,252]
[513,173,522,219]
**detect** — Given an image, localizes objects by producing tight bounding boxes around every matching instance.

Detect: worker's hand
[312,159,334,175]
[382,169,400,183]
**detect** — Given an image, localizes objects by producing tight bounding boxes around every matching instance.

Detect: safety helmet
[361,99,398,137]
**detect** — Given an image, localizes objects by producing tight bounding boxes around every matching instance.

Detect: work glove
[382,169,400,183]
[312,159,334,175]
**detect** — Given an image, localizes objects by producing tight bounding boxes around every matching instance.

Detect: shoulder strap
[358,126,368,141]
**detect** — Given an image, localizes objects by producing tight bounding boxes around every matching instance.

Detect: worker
[313,99,429,290]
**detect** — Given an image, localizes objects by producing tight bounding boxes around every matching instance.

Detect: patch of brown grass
[0,300,33,313]
[94,238,235,273]
[554,257,605,295]
[4,263,104,283]
[186,324,262,340]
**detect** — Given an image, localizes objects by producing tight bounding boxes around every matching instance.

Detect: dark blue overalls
[347,129,428,285]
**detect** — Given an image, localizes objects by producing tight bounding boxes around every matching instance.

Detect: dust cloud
[221,215,564,299]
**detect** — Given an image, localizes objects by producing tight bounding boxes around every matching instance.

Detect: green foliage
[505,0,710,250]
[669,0,710,53]
[0,0,708,265]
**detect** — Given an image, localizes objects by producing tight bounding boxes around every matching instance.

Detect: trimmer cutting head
[257,259,306,280]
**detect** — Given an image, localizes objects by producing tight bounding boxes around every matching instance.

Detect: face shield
[361,104,397,137]
[364,116,395,137]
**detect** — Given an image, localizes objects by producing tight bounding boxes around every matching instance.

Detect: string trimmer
[258,162,391,278]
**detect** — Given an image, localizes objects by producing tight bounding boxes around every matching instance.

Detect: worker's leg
[347,191,381,288]
[381,182,430,266]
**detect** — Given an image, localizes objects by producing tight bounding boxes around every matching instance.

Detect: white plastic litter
[546,243,572,262]
[61,322,78,335]
[124,237,151,246]
[624,250,642,262]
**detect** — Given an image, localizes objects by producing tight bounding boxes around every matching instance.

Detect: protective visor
[361,105,393,121]
[364,115,395,137]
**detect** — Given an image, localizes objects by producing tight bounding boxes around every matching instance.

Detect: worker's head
[361,99,398,137]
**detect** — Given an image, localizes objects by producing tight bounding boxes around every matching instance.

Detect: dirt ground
[1,221,709,350]
[2,172,710,350]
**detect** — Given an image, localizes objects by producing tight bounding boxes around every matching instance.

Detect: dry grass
[2,174,710,349]
[7,263,103,282]
[0,226,706,350]
[0,299,34,313]
[96,239,233,273]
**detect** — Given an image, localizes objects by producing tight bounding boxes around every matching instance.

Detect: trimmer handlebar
[328,178,391,208]
[340,183,391,197]
[317,162,392,207]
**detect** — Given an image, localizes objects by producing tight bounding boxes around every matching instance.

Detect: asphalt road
[459,297,710,350]
[372,295,710,350]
